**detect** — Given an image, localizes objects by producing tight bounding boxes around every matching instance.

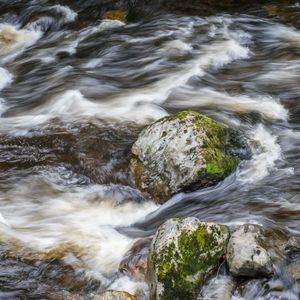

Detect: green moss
[151,220,229,300]
[165,110,196,121]
[206,162,222,176]
[157,110,238,180]
[204,154,238,177]
[157,110,205,124]
[191,112,238,179]
[159,110,224,133]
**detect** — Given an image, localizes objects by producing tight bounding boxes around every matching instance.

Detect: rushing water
[0,1,299,299]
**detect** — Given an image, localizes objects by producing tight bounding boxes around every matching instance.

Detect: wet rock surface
[226,224,274,278]
[131,110,247,203]
[119,238,151,281]
[148,217,229,300]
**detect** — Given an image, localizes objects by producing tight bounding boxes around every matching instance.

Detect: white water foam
[255,59,300,89]
[0,180,158,277]
[0,212,10,227]
[199,275,234,300]
[265,24,300,47]
[100,37,250,120]
[0,29,252,133]
[35,19,125,63]
[98,19,126,30]
[49,5,78,23]
[0,89,167,135]
[108,275,149,298]
[0,23,42,64]
[0,67,13,90]
[98,28,250,121]
[172,88,288,121]
[237,124,283,184]
[159,40,193,57]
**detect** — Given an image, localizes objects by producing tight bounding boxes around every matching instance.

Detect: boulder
[119,238,151,281]
[131,110,246,203]
[92,290,136,300]
[148,217,230,300]
[226,224,273,278]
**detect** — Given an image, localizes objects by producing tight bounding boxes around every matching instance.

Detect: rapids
[0,1,299,299]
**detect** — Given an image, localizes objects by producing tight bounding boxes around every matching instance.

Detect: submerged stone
[226,224,274,278]
[148,217,230,300]
[131,110,248,203]
[119,238,151,281]
[103,10,128,23]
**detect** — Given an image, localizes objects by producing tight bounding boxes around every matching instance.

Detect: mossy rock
[148,217,230,300]
[131,110,248,203]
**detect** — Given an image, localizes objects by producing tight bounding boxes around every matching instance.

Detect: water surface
[0,1,299,299]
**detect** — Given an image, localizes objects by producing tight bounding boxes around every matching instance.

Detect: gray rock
[148,217,230,300]
[226,224,273,277]
[131,110,241,203]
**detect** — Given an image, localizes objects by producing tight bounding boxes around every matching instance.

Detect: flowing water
[0,1,299,299]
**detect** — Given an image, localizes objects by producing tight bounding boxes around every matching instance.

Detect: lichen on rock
[148,217,230,300]
[131,110,248,203]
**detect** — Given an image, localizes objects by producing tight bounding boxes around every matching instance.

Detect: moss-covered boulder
[131,110,247,203]
[148,217,230,300]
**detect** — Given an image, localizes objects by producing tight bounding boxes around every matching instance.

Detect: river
[0,1,299,299]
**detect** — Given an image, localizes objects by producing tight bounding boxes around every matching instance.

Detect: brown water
[0,1,299,299]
